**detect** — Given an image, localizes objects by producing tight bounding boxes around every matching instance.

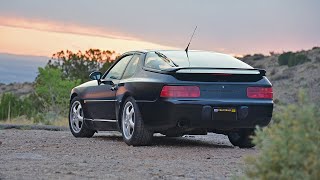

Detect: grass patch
[0,116,69,127]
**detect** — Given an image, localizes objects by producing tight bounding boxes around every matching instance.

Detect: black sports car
[69,50,273,148]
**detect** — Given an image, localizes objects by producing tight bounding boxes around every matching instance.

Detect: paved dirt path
[0,129,257,179]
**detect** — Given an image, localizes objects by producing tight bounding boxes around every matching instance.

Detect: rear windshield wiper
[155,51,179,67]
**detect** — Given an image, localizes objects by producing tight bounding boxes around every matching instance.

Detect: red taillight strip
[160,86,200,98]
[247,87,273,99]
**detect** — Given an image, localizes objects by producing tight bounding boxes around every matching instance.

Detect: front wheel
[121,97,153,146]
[69,97,95,138]
[228,129,255,148]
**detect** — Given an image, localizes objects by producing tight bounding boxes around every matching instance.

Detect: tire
[228,129,255,148]
[121,97,153,146]
[69,97,95,138]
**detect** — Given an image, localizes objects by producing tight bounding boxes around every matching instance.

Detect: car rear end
[140,51,273,132]
[156,69,273,131]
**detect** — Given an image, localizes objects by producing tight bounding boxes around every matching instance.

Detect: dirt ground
[0,129,257,180]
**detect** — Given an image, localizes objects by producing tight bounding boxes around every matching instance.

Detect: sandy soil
[0,129,257,180]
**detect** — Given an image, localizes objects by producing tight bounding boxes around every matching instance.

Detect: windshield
[144,50,252,70]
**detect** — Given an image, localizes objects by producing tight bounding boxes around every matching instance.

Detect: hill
[240,47,320,105]
[0,82,34,96]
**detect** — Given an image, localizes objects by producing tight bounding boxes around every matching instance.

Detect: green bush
[278,52,293,66]
[252,54,265,60]
[35,67,80,118]
[288,54,311,67]
[0,93,39,120]
[48,49,117,83]
[244,91,320,179]
[278,52,311,67]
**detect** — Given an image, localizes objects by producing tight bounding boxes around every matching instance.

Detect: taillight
[247,87,273,99]
[160,86,200,98]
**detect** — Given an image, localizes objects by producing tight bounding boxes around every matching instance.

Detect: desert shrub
[269,51,276,56]
[271,73,290,81]
[269,68,276,76]
[244,91,320,179]
[273,98,280,104]
[278,52,293,66]
[288,54,311,67]
[252,54,265,60]
[278,52,311,67]
[253,64,265,69]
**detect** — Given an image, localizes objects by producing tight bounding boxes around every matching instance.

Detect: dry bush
[244,91,320,179]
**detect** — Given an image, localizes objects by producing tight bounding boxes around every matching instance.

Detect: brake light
[160,86,200,98]
[247,87,273,99]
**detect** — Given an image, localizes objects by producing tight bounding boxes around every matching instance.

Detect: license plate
[212,107,237,121]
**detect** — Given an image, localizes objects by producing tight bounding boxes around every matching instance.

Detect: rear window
[145,51,252,70]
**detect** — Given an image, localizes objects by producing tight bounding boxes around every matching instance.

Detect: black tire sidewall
[228,129,255,148]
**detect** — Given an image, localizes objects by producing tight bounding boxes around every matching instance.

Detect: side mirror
[89,71,102,82]
[89,71,102,80]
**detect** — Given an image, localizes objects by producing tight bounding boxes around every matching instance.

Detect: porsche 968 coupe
[69,50,273,148]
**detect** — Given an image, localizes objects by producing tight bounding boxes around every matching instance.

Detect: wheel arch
[70,93,78,102]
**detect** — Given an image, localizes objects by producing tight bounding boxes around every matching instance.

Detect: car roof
[125,49,217,54]
[124,50,238,61]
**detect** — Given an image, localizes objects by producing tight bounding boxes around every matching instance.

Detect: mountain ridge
[0,53,48,84]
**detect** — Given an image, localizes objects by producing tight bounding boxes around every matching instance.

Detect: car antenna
[185,26,197,66]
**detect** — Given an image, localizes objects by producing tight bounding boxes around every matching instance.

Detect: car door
[85,54,134,120]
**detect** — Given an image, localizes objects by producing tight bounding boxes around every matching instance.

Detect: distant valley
[0,53,48,84]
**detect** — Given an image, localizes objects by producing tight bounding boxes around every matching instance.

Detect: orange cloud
[0,16,138,41]
[0,16,176,57]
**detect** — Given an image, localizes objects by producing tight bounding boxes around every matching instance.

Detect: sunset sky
[1,0,320,57]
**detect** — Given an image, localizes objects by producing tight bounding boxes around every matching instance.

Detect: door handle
[110,85,118,91]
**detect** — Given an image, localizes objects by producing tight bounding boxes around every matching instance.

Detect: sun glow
[0,17,176,57]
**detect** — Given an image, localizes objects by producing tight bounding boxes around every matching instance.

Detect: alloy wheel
[122,101,135,140]
[70,101,84,133]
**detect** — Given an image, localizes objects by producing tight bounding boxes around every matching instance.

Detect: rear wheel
[228,129,255,148]
[69,97,95,138]
[121,97,153,146]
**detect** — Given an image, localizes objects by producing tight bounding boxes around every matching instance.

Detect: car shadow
[151,136,233,148]
[94,133,123,141]
[93,133,234,148]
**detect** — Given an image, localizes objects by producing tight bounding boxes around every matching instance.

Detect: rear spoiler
[162,67,266,76]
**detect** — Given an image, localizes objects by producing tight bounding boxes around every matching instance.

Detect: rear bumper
[137,98,273,131]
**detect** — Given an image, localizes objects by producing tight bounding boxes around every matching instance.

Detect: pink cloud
[0,16,138,41]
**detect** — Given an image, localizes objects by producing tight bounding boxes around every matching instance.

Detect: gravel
[0,129,257,179]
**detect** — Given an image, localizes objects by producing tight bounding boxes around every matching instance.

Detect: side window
[122,54,140,79]
[105,55,133,80]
